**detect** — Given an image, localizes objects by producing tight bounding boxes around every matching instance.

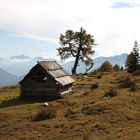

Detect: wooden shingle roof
[20,61,74,86]
[38,61,74,86]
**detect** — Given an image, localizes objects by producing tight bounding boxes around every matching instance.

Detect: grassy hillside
[0,72,140,140]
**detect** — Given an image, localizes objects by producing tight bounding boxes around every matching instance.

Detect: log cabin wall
[20,67,59,97]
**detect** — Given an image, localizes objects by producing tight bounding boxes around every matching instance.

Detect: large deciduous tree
[125,40,140,72]
[57,27,95,74]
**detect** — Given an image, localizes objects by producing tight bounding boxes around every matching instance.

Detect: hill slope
[0,72,140,140]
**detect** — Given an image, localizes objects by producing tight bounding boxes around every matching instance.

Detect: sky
[0,0,140,59]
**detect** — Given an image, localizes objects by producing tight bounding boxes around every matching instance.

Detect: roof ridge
[37,60,56,63]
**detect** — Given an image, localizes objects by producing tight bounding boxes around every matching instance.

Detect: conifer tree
[125,41,140,72]
[57,28,95,74]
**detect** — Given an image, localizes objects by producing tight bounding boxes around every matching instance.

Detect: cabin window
[43,76,47,81]
[37,76,47,83]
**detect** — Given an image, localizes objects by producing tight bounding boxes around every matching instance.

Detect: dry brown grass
[0,72,140,140]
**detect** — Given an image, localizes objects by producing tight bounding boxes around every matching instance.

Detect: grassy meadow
[0,72,140,140]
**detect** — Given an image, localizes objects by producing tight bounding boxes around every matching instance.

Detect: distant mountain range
[0,53,127,86]
[0,68,18,86]
[10,55,31,60]
[2,57,58,77]
[62,53,127,73]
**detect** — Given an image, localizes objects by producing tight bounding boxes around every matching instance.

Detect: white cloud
[0,0,140,57]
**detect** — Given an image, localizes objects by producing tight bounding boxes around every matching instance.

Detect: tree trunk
[72,28,83,74]
[84,62,94,74]
[72,51,80,74]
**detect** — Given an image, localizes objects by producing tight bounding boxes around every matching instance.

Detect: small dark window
[43,76,47,81]
[38,76,47,83]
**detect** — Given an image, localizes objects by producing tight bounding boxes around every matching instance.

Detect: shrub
[98,61,113,72]
[119,77,135,88]
[130,85,136,91]
[130,82,137,91]
[113,64,121,72]
[90,83,98,90]
[83,91,90,95]
[103,87,117,99]
[32,108,56,121]
[97,75,102,79]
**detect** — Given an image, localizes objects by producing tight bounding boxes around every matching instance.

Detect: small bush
[118,77,137,91]
[119,77,135,88]
[113,64,121,72]
[130,82,137,91]
[32,108,56,121]
[98,61,113,72]
[97,75,102,79]
[90,83,98,90]
[83,91,90,95]
[103,87,117,99]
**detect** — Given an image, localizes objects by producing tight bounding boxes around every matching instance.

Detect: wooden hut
[19,61,74,98]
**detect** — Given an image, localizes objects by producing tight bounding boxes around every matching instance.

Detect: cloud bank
[0,0,140,57]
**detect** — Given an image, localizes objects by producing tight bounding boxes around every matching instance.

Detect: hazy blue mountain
[3,58,47,77]
[3,57,60,77]
[93,53,127,68]
[0,68,19,86]
[10,55,31,60]
[63,53,127,73]
[0,59,14,68]
[0,54,127,77]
